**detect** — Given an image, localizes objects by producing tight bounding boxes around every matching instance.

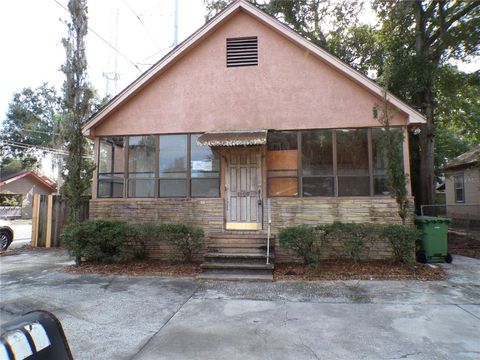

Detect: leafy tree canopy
[373,1,480,205]
[1,84,62,167]
[204,0,364,48]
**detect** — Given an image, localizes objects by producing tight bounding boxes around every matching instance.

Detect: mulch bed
[61,259,446,281]
[448,230,480,259]
[274,260,447,281]
[62,260,202,277]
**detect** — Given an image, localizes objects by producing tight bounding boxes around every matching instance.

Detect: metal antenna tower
[174,0,178,47]
[103,9,120,95]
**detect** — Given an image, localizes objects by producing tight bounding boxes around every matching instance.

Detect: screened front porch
[93,127,408,201]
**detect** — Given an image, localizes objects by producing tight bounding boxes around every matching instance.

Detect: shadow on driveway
[1,249,479,360]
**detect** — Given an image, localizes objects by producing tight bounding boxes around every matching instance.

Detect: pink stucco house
[82,0,425,279]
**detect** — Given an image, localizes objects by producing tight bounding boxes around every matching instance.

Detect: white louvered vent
[226,36,258,68]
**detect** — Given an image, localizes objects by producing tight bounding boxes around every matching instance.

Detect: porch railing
[266,198,271,264]
[420,204,480,230]
[0,206,22,219]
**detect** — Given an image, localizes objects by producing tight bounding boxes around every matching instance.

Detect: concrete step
[208,248,266,254]
[201,268,273,276]
[208,239,267,246]
[197,273,273,282]
[201,262,274,270]
[208,234,274,243]
[204,252,274,264]
[207,243,272,248]
[205,252,271,258]
[207,244,273,254]
[200,249,274,281]
[209,233,271,239]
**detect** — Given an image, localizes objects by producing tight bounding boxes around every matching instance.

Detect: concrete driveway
[1,249,479,360]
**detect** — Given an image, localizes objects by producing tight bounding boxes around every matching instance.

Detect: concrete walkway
[1,249,479,359]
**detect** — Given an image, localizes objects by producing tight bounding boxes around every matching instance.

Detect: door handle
[257,189,262,206]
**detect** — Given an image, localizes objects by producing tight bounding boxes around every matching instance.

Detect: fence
[32,194,90,247]
[420,204,480,230]
[0,206,22,219]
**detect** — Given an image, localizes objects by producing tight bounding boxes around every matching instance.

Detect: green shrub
[152,223,204,263]
[278,225,323,266]
[380,224,419,265]
[61,220,146,265]
[1,198,19,206]
[322,222,377,263]
[280,222,419,265]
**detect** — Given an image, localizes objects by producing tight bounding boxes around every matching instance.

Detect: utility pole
[174,0,178,47]
[103,8,120,95]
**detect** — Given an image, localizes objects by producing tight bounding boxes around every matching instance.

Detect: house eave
[82,0,426,135]
[0,172,57,192]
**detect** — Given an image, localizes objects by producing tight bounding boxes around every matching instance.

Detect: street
[1,249,479,359]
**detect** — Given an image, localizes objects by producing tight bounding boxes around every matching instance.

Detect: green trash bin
[415,216,452,263]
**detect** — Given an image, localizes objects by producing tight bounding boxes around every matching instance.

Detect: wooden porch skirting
[90,197,410,262]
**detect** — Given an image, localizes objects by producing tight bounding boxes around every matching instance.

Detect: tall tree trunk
[413,1,435,207]
[418,87,436,207]
[61,0,94,224]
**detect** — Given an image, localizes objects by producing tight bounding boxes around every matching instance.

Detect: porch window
[372,128,403,195]
[336,129,369,196]
[190,134,220,197]
[159,135,187,197]
[128,136,156,197]
[267,131,298,196]
[98,137,125,198]
[266,127,405,198]
[301,130,334,196]
[454,174,465,203]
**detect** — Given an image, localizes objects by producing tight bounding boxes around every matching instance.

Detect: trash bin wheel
[445,253,453,263]
[418,252,427,264]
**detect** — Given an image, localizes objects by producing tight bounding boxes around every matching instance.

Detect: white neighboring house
[444,145,480,229]
[0,171,57,218]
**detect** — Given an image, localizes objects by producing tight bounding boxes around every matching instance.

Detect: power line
[140,45,173,63]
[3,140,69,156]
[53,0,142,73]
[17,128,61,137]
[2,140,93,159]
[121,0,161,49]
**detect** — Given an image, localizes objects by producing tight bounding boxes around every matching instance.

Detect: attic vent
[226,36,258,68]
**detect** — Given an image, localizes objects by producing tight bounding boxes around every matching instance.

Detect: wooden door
[225,147,262,230]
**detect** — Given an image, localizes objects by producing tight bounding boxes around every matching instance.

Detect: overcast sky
[1,0,478,124]
[0,0,206,119]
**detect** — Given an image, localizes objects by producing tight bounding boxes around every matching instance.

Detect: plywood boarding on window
[268,178,298,196]
[267,150,298,170]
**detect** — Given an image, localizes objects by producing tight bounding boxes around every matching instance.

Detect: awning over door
[196,129,267,147]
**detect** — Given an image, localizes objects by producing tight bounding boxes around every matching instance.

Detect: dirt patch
[274,260,447,281]
[62,260,202,277]
[61,259,446,281]
[0,245,34,257]
[448,230,480,259]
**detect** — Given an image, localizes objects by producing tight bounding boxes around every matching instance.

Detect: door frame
[222,146,264,231]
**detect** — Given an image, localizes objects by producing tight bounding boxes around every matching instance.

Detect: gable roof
[0,171,57,192]
[83,0,426,137]
[444,145,480,171]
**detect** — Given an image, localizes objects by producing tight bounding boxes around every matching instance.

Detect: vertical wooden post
[332,130,338,197]
[45,195,53,248]
[31,194,39,247]
[403,126,412,197]
[92,137,99,200]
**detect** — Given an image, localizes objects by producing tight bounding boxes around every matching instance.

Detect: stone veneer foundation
[90,197,410,262]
